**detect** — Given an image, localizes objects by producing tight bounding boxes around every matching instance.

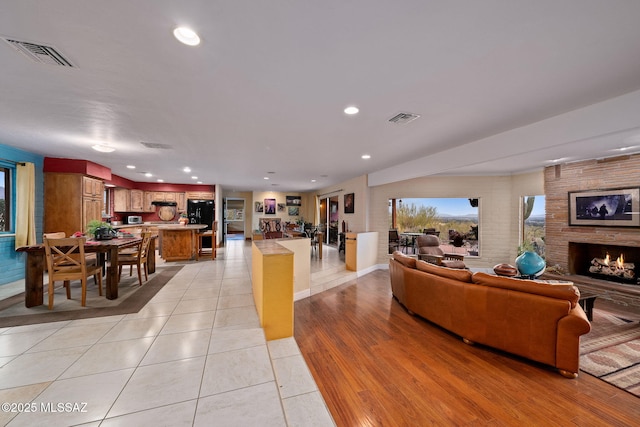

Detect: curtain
[15,162,36,248]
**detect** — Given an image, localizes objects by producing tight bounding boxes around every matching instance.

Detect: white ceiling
[2,1,640,191]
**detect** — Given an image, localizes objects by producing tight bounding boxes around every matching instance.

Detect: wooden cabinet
[152,192,166,202]
[83,176,103,198]
[113,188,130,212]
[148,191,185,211]
[83,198,102,228]
[130,189,144,212]
[45,173,104,237]
[143,191,155,212]
[176,192,186,211]
[186,191,214,200]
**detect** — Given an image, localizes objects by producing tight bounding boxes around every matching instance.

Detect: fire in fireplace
[568,242,640,285]
[589,253,635,282]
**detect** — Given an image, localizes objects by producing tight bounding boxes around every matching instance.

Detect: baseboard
[294,289,311,301]
[356,263,388,277]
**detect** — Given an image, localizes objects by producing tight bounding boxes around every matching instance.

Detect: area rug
[580,309,640,398]
[0,265,182,328]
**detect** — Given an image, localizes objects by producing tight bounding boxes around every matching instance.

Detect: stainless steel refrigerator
[187,199,215,247]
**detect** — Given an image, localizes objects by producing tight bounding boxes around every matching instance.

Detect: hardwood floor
[294,270,640,426]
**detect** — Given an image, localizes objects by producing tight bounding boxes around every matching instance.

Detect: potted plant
[86,220,112,237]
[179,213,189,226]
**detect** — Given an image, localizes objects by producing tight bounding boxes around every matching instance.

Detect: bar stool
[197,221,217,260]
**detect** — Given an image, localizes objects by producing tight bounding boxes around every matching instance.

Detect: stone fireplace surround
[544,154,640,307]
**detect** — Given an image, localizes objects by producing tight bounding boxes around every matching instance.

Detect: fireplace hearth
[569,242,640,285]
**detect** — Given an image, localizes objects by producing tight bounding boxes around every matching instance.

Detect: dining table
[16,236,156,308]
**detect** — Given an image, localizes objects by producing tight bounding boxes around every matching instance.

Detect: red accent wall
[44,157,215,192]
[44,157,112,180]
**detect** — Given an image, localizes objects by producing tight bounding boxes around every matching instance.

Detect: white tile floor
[0,239,336,426]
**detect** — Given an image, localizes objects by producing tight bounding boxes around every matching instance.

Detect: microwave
[127,216,143,224]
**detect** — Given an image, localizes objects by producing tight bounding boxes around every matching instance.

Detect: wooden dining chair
[117,232,152,286]
[43,237,103,309]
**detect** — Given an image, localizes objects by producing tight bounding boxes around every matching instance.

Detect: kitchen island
[158,224,207,261]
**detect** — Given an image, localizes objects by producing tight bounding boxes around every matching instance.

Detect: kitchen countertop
[157,224,208,230]
[112,222,179,228]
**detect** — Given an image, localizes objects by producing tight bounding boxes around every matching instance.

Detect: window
[389,198,479,256]
[521,195,545,257]
[0,167,10,232]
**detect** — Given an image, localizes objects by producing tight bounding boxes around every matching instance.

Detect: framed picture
[288,206,299,216]
[286,195,301,206]
[255,201,263,213]
[277,203,286,212]
[569,188,640,227]
[264,198,276,215]
[344,193,354,214]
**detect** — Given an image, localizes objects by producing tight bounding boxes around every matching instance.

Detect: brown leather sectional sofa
[389,251,591,378]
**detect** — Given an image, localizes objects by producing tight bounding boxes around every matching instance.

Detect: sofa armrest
[555,305,592,376]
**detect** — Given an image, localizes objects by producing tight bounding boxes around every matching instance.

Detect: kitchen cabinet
[44,173,104,237]
[149,191,185,211]
[143,191,155,212]
[130,189,144,212]
[113,188,130,212]
[83,176,103,198]
[186,191,214,200]
[176,192,186,211]
[152,192,167,202]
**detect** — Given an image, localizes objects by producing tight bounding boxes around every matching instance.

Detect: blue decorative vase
[515,251,546,278]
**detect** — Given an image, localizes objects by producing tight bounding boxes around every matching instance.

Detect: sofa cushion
[393,251,416,268]
[471,272,579,308]
[416,260,473,282]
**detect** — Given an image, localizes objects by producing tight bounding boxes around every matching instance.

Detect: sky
[397,196,546,217]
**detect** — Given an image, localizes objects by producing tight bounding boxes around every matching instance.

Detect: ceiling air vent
[3,38,74,67]
[140,142,172,149]
[388,112,420,125]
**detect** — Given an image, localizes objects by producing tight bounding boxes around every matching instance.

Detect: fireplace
[568,242,640,285]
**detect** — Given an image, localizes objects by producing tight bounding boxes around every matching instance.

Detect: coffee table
[578,290,599,321]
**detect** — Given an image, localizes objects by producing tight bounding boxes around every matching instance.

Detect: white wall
[368,171,545,268]
[251,190,306,232]
[313,175,369,232]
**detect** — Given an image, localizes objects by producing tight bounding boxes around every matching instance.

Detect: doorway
[319,196,339,245]
[224,198,245,241]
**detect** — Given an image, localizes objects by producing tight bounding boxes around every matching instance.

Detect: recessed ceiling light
[173,27,200,46]
[344,106,359,115]
[183,167,191,173]
[361,154,371,159]
[264,177,270,180]
[126,165,136,169]
[157,179,164,182]
[145,172,152,177]
[197,181,202,184]
[548,157,568,164]
[616,145,639,152]
[92,144,115,153]
[191,176,198,180]
[311,179,316,183]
